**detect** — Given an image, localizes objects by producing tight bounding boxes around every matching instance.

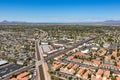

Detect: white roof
[81,49,89,53]
[92,47,98,50]
[42,45,51,53]
[0,60,8,66]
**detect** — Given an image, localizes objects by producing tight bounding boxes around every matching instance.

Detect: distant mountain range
[96,20,120,25]
[0,20,120,25]
[0,20,30,25]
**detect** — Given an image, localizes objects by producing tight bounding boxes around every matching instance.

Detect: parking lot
[0,64,22,77]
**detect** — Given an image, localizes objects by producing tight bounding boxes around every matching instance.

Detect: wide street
[35,30,50,80]
[63,59,120,73]
[0,33,99,80]
[44,36,99,61]
[0,64,22,77]
[0,64,34,80]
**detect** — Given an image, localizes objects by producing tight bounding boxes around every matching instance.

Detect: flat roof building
[0,60,8,66]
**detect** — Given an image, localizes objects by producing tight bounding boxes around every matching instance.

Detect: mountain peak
[104,20,120,22]
[2,20,9,23]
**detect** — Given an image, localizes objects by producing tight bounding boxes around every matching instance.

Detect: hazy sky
[0,0,120,22]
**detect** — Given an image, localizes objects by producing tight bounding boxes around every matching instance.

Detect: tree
[88,74,91,78]
[74,55,79,58]
[69,77,72,80]
[114,62,117,66]
[111,77,116,80]
[111,56,115,60]
[117,52,120,57]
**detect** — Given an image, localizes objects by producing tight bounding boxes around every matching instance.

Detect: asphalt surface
[63,58,120,74]
[0,30,47,80]
[54,58,120,80]
[36,41,41,60]
[45,36,99,61]
[0,64,34,80]
[0,64,22,77]
[35,40,46,80]
[39,65,45,80]
[35,31,48,80]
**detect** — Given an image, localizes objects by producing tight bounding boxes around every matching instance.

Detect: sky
[0,0,120,22]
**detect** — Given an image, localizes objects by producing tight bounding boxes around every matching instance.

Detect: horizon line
[1,19,120,23]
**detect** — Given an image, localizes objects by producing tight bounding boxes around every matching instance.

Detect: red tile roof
[17,72,30,79]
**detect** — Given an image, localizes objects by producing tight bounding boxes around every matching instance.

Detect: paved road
[39,65,45,80]
[53,58,120,80]
[63,59,120,74]
[0,64,22,77]
[0,64,34,80]
[35,40,46,80]
[0,30,48,80]
[36,41,41,60]
[45,36,99,61]
[35,30,49,80]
